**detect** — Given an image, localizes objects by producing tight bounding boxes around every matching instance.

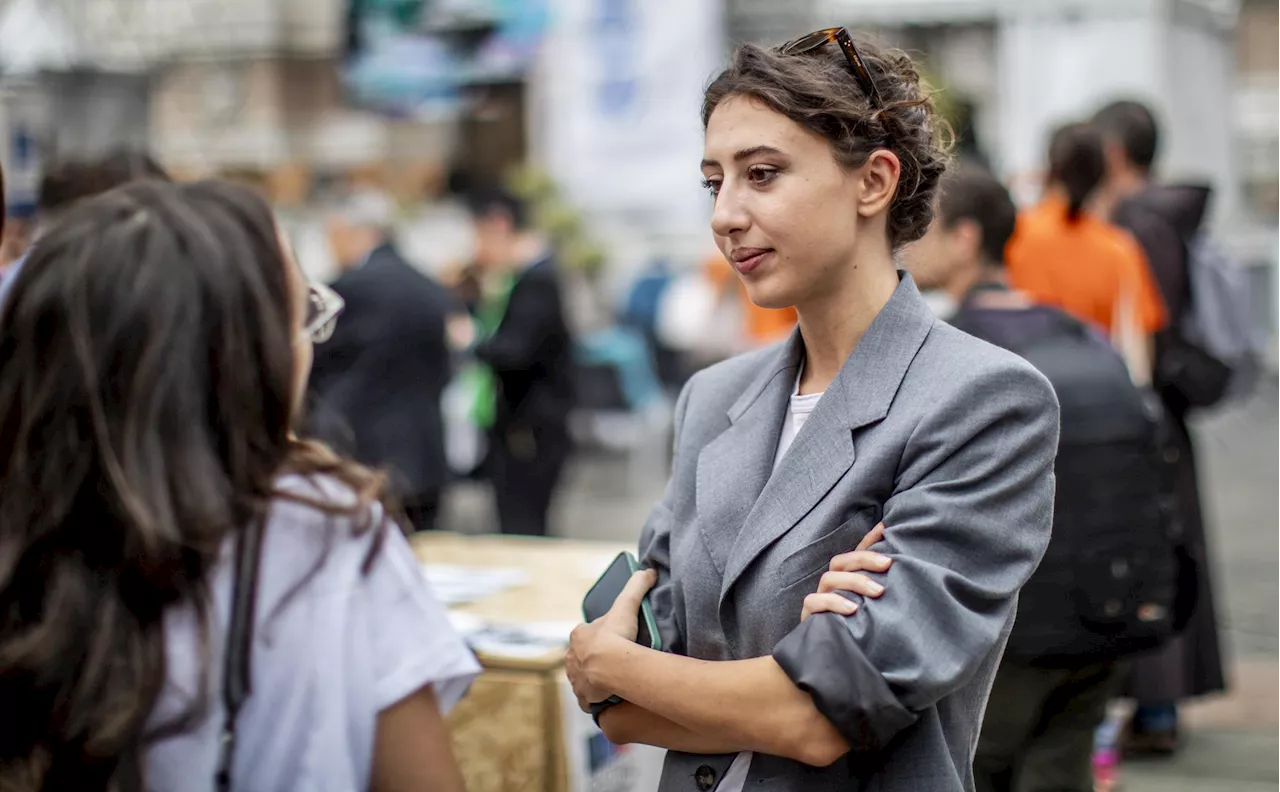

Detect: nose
[710,181,749,239]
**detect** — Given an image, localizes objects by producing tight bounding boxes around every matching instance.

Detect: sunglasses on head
[778,27,884,109]
[303,282,344,343]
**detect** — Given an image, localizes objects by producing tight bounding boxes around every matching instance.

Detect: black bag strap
[215,517,266,792]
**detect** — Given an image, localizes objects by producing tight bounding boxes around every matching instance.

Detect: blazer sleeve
[772,360,1060,753]
[637,376,695,656]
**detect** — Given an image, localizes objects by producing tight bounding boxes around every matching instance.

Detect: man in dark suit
[467,189,576,537]
[309,189,454,532]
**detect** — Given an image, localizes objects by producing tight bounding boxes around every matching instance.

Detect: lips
[730,248,772,275]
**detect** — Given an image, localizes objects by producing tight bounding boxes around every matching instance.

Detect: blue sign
[591,0,639,118]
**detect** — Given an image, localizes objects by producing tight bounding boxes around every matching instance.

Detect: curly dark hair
[702,36,952,250]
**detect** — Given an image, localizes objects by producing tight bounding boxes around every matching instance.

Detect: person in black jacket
[467,189,576,537]
[309,189,455,532]
[1092,100,1227,755]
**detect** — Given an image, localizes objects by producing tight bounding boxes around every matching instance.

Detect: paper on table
[465,621,579,659]
[421,564,531,606]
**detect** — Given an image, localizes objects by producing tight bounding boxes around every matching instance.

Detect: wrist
[585,630,631,694]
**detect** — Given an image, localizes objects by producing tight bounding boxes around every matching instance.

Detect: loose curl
[0,180,389,791]
[702,37,953,249]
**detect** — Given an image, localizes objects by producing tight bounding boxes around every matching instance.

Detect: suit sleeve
[637,376,696,656]
[474,270,562,374]
[772,360,1060,753]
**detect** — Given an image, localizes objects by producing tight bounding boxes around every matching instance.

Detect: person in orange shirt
[1006,123,1166,372]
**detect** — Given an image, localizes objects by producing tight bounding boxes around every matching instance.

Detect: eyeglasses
[778,27,883,110]
[303,282,344,343]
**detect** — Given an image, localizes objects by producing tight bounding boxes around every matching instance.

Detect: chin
[741,278,798,311]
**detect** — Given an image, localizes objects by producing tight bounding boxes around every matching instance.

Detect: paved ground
[444,377,1279,789]
[1120,379,1279,791]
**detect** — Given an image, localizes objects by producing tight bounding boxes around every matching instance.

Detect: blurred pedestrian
[0,180,476,791]
[309,188,456,533]
[465,188,576,537]
[0,151,172,308]
[1005,122,1167,368]
[906,165,1176,792]
[1092,99,1228,754]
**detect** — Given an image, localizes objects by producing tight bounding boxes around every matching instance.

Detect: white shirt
[146,475,481,791]
[722,370,825,792]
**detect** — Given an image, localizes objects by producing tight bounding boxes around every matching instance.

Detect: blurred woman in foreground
[0,180,477,791]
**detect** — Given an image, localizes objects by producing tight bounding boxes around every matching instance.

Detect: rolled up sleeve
[637,377,696,656]
[773,361,1060,752]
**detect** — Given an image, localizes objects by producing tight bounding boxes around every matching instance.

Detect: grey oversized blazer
[640,274,1060,792]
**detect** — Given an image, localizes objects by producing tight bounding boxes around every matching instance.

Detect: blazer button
[694,765,717,791]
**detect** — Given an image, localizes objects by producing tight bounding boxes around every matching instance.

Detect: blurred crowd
[0,56,1265,792]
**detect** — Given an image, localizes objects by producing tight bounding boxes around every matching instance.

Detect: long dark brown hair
[0,180,387,790]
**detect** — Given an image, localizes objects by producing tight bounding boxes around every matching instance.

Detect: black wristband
[589,695,624,727]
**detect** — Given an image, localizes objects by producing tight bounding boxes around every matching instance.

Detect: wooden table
[412,532,633,792]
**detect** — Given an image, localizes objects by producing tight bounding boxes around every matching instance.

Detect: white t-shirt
[722,372,825,792]
[145,475,481,791]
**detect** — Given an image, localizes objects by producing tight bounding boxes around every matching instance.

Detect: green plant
[505,164,607,278]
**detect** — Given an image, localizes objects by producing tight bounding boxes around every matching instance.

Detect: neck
[943,261,992,305]
[1094,169,1148,218]
[794,252,899,395]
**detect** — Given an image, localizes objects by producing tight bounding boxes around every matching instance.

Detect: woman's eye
[701,178,721,197]
[747,166,779,186]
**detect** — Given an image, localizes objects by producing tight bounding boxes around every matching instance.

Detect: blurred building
[0,0,537,204]
[1234,0,1277,222]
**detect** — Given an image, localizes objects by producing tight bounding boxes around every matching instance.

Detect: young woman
[1004,122,1167,348]
[565,30,1061,791]
[0,180,478,791]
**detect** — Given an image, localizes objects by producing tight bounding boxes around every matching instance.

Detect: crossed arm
[567,529,891,766]
[567,365,1060,766]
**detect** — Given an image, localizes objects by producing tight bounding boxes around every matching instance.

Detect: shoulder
[914,321,1059,418]
[516,258,563,290]
[1086,218,1148,265]
[264,474,392,575]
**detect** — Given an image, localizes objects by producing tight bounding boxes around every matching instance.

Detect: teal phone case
[624,552,664,653]
[583,551,664,653]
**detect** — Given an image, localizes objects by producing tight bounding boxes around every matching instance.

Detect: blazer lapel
[718,274,937,606]
[695,333,803,575]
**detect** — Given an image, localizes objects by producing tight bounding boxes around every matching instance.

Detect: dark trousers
[489,423,570,537]
[402,489,442,533]
[974,660,1123,792]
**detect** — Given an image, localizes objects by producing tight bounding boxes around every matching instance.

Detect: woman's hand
[566,569,658,711]
[800,523,893,622]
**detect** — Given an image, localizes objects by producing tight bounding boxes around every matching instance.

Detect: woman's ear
[856,150,902,219]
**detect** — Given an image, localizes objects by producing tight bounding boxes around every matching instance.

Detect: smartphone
[582,551,663,652]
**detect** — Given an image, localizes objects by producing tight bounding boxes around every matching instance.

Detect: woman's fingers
[818,570,886,598]
[829,549,893,574]
[855,522,886,552]
[801,592,858,622]
[610,569,658,616]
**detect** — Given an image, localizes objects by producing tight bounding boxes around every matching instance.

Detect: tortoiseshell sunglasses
[778,27,884,109]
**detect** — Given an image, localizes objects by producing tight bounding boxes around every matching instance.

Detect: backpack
[953,308,1181,666]
[1163,234,1266,407]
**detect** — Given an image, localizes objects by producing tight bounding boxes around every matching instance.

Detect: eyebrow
[700,145,787,169]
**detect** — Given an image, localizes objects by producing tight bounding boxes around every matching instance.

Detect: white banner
[532,0,725,241]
